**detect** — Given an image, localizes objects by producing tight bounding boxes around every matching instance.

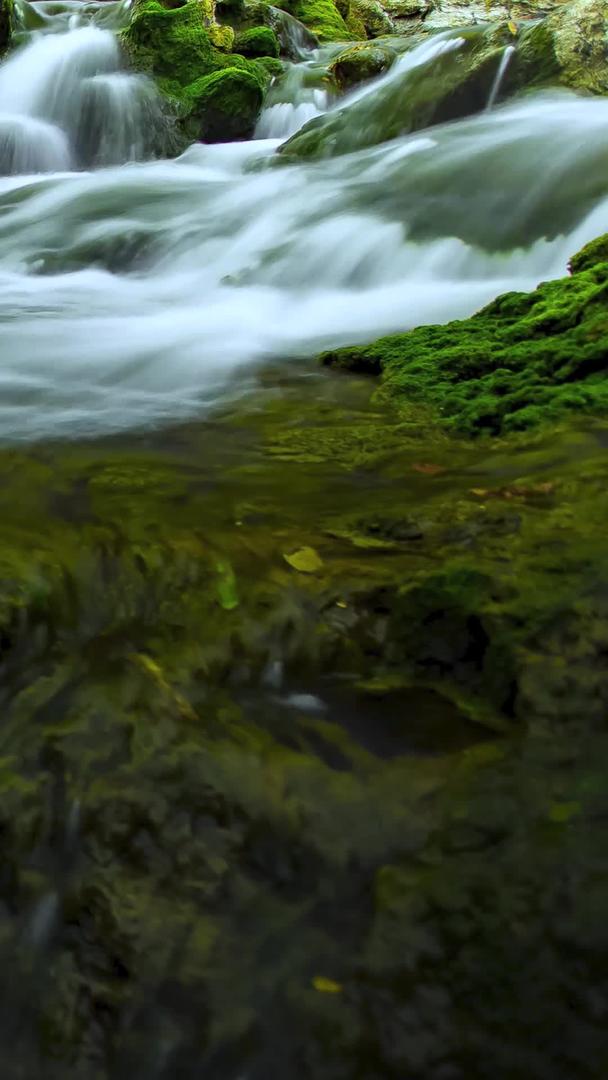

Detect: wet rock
[329,41,396,90]
[350,0,394,35]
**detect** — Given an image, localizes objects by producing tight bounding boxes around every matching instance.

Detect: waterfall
[486,44,516,110]
[0,17,166,173]
[0,5,606,442]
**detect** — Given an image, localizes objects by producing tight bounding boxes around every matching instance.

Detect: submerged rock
[350,0,394,36]
[329,40,396,89]
[320,235,608,436]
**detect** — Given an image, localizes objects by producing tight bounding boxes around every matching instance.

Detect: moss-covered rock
[121,0,267,142]
[329,40,396,89]
[291,0,359,40]
[320,235,608,436]
[184,65,264,138]
[350,0,394,36]
[234,23,280,56]
[280,26,518,159]
[533,0,608,95]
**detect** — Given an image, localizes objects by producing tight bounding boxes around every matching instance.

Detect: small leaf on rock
[412,462,446,476]
[312,976,342,994]
[283,547,324,573]
[215,558,239,610]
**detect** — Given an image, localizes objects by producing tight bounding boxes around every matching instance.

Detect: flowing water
[1,3,608,441]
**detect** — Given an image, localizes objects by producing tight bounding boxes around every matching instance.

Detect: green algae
[1,385,608,1073]
[321,237,608,436]
[1,307,608,1072]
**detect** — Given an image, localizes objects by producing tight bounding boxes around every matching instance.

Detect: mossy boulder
[329,41,396,89]
[234,23,280,56]
[527,0,608,95]
[280,26,518,159]
[290,0,359,40]
[184,66,264,139]
[122,0,267,141]
[350,0,393,36]
[320,235,608,436]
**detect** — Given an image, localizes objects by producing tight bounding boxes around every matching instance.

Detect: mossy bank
[321,234,608,436]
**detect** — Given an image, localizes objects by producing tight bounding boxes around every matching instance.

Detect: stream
[1,1,608,439]
[1,5,608,1076]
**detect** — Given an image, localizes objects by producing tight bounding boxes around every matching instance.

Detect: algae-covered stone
[350,0,393,36]
[234,23,280,56]
[122,0,267,142]
[329,41,396,89]
[320,235,608,436]
[186,66,264,139]
[542,0,608,94]
[291,0,359,40]
[280,26,516,159]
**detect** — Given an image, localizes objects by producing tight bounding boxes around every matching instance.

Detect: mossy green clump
[121,0,219,88]
[569,233,608,274]
[234,23,279,56]
[320,237,608,436]
[121,0,266,141]
[184,66,264,139]
[291,0,358,41]
[329,41,396,90]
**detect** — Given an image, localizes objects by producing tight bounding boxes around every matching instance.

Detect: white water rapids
[2,2,608,441]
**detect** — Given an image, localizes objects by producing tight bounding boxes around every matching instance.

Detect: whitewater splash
[0,13,166,172]
[0,7,608,441]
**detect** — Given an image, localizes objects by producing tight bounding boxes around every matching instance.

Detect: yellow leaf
[312,976,343,994]
[548,801,581,824]
[283,547,324,574]
[507,18,518,34]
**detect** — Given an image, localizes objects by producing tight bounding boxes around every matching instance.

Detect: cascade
[0,7,605,441]
[486,43,516,110]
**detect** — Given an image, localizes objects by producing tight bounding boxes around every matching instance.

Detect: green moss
[184,66,264,139]
[291,0,357,40]
[121,0,218,87]
[329,41,396,90]
[569,233,608,274]
[234,23,279,57]
[320,236,608,436]
[121,0,268,141]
